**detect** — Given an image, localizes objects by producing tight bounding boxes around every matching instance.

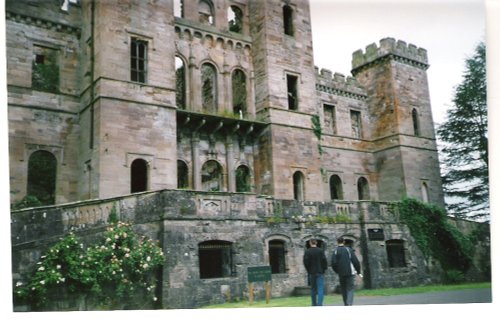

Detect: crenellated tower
[351,38,444,206]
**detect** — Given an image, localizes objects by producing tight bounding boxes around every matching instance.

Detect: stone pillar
[226,136,235,192]
[191,134,201,190]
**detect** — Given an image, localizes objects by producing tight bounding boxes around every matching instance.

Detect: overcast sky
[309,0,486,126]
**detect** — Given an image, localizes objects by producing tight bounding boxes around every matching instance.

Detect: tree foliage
[437,41,488,220]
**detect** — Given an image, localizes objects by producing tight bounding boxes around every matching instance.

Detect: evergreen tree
[437,41,488,220]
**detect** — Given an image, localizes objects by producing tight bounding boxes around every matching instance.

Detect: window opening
[177,160,189,189]
[324,104,336,134]
[228,6,243,33]
[269,240,286,274]
[329,175,343,200]
[131,158,148,193]
[175,56,186,109]
[32,45,59,93]
[232,69,247,117]
[421,182,429,203]
[201,160,222,191]
[130,38,147,83]
[357,177,370,200]
[350,110,362,138]
[27,150,57,206]
[412,108,420,136]
[286,74,298,110]
[199,0,214,25]
[201,63,217,113]
[174,0,184,18]
[386,240,406,268]
[293,171,304,201]
[235,165,251,192]
[199,240,234,279]
[283,5,294,36]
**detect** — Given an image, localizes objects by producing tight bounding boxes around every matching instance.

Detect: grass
[201,282,491,309]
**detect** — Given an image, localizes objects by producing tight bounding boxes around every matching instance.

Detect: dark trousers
[309,273,325,306]
[338,274,355,306]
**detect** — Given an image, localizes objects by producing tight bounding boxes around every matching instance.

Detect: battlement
[315,67,367,100]
[351,37,429,73]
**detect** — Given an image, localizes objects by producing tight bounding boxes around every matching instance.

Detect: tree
[437,41,488,220]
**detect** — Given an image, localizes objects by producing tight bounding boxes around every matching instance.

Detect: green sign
[247,266,272,283]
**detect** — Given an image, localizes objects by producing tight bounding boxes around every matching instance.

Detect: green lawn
[201,282,491,309]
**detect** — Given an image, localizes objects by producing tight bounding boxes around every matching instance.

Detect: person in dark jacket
[331,237,362,306]
[303,239,328,306]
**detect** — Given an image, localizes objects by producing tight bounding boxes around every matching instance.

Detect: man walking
[303,239,328,306]
[331,237,362,306]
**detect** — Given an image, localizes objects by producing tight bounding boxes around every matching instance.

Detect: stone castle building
[7,0,450,310]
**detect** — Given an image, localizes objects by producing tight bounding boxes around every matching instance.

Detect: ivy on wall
[398,198,473,275]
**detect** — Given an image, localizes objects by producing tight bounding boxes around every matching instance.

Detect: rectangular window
[286,74,298,110]
[324,104,336,134]
[130,38,148,83]
[350,110,362,138]
[32,45,59,92]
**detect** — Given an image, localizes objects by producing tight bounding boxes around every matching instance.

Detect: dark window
[131,38,148,83]
[324,104,336,134]
[357,177,370,200]
[175,56,186,109]
[228,6,243,33]
[350,110,362,138]
[201,160,222,191]
[386,240,406,268]
[199,240,234,279]
[131,158,148,193]
[199,0,214,25]
[412,108,420,136]
[27,150,57,205]
[32,46,59,93]
[287,74,298,110]
[232,69,247,117]
[329,175,343,200]
[269,240,286,274]
[201,63,217,113]
[422,182,429,203]
[235,165,251,192]
[293,171,304,201]
[177,160,189,189]
[283,5,294,36]
[368,229,385,241]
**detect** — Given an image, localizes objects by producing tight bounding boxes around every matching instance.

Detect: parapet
[315,67,367,100]
[351,37,429,73]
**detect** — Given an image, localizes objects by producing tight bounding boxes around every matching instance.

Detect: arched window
[198,240,234,279]
[293,171,305,201]
[269,240,286,274]
[174,0,184,17]
[175,56,186,109]
[228,6,243,33]
[232,69,247,118]
[27,150,57,205]
[198,0,214,25]
[201,160,223,191]
[357,177,370,200]
[421,182,429,203]
[329,175,343,200]
[412,108,420,136]
[283,5,294,36]
[177,160,189,189]
[386,239,406,268]
[131,158,148,193]
[235,165,251,192]
[201,63,217,113]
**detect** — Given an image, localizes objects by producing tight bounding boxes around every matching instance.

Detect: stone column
[191,134,201,190]
[226,136,236,192]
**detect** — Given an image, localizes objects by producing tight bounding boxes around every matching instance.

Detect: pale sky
[309,0,486,126]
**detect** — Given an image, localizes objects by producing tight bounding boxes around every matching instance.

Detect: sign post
[247,266,272,304]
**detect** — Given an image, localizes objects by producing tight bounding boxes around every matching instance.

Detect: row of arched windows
[175,57,248,117]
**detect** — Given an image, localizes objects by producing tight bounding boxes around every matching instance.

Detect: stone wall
[12,189,444,310]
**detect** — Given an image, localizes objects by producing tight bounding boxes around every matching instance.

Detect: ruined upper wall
[351,37,429,74]
[315,67,367,100]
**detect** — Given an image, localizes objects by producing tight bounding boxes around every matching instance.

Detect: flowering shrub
[15,221,165,310]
